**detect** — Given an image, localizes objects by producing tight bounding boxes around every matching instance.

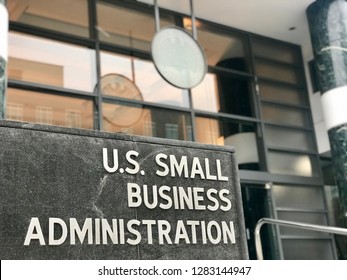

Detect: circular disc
[100,74,143,127]
[151,26,207,89]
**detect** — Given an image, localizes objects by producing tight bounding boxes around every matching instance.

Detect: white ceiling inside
[138,0,316,59]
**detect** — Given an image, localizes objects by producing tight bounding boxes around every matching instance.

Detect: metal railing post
[255,217,347,260]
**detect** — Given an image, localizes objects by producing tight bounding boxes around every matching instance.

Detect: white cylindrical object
[321,86,347,130]
[0,3,8,61]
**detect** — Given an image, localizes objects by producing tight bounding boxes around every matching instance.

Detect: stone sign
[0,120,248,259]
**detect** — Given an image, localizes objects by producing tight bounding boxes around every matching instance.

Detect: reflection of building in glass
[4,0,345,260]
[7,102,22,121]
[165,124,179,140]
[65,110,81,128]
[36,106,52,125]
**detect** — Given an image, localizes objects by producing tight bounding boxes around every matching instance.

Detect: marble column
[0,0,8,119]
[307,0,347,229]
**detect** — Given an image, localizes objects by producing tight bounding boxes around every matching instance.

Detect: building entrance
[241,183,276,260]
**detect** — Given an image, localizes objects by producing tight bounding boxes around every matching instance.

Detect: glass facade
[5,0,336,259]
[9,32,97,92]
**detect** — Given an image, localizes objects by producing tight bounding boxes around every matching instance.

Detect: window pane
[277,211,329,237]
[195,116,260,170]
[192,72,254,117]
[273,185,325,209]
[259,82,306,106]
[261,103,310,127]
[282,239,334,260]
[100,52,189,107]
[97,1,174,52]
[196,22,249,71]
[255,59,302,85]
[8,0,89,37]
[268,152,320,177]
[8,32,96,92]
[252,38,299,65]
[6,88,94,129]
[265,125,315,152]
[103,102,192,141]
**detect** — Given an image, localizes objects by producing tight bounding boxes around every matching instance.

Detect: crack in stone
[91,174,109,218]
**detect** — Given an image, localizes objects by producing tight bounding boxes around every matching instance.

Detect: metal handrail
[255,217,347,260]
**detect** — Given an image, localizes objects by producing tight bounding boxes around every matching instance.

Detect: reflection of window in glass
[8,0,89,37]
[8,32,96,92]
[186,125,193,142]
[6,88,94,129]
[103,102,192,141]
[144,118,156,137]
[165,124,179,140]
[207,131,219,145]
[36,106,53,125]
[195,116,260,170]
[97,1,174,51]
[100,52,189,108]
[65,110,82,128]
[7,102,23,121]
[195,117,220,145]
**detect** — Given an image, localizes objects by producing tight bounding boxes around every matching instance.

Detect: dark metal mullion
[257,77,307,90]
[194,109,261,124]
[89,0,103,131]
[247,34,269,173]
[188,90,197,142]
[102,95,192,113]
[8,80,96,98]
[277,207,328,214]
[267,146,318,156]
[249,34,280,258]
[99,43,150,60]
[280,236,333,240]
[239,170,324,186]
[174,13,197,142]
[88,0,96,40]
[263,120,314,132]
[260,98,310,110]
[208,65,254,79]
[263,121,314,133]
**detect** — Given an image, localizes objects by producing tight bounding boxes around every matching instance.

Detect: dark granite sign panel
[0,121,248,259]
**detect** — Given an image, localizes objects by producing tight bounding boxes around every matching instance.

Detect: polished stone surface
[0,120,248,260]
[0,57,5,119]
[328,124,347,224]
[307,0,347,93]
